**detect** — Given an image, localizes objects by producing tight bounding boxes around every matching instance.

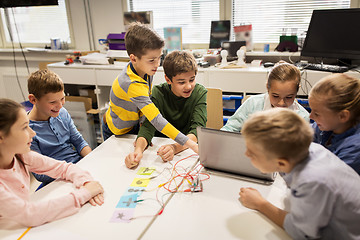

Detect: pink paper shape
[109,209,135,223]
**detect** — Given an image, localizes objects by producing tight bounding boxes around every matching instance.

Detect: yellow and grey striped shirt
[105,62,189,145]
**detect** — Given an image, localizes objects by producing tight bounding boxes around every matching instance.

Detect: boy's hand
[239,187,267,210]
[125,151,143,168]
[184,139,198,154]
[82,181,104,206]
[157,144,176,162]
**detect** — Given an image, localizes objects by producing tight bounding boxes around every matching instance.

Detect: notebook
[197,127,276,185]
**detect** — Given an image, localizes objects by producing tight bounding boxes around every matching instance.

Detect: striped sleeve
[127,69,189,145]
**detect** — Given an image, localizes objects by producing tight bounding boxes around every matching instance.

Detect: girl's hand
[89,193,104,206]
[239,187,267,210]
[83,181,104,198]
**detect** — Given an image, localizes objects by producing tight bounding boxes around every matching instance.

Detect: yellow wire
[17,227,31,240]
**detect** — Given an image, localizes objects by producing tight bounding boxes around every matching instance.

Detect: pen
[134,199,144,203]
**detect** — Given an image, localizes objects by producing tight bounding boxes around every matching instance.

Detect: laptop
[197,127,276,185]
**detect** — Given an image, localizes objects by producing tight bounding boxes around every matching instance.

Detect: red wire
[160,154,210,193]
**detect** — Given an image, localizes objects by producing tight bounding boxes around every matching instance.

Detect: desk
[143,174,290,240]
[48,62,360,113]
[0,135,197,240]
[0,135,290,240]
[47,62,205,113]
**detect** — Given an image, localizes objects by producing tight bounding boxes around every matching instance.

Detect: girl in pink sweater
[0,98,104,227]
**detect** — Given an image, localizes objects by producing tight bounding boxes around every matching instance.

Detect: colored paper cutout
[109,209,134,223]
[137,167,156,175]
[116,194,138,208]
[124,187,145,197]
[130,178,150,187]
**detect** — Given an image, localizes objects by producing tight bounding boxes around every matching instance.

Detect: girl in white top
[221,62,309,132]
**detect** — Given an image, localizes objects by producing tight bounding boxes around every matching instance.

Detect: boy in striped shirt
[103,22,198,154]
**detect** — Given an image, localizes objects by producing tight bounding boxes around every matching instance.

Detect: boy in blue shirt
[27,69,92,185]
[239,108,360,239]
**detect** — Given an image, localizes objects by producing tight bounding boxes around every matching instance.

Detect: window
[127,0,220,44]
[0,0,72,47]
[232,0,351,43]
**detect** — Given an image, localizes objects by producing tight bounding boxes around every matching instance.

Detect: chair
[206,88,223,129]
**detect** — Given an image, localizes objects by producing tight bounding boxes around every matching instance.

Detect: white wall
[89,0,125,51]
[68,0,125,51]
[0,51,70,100]
[67,0,91,50]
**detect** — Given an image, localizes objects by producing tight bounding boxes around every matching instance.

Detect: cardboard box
[65,96,99,114]
[78,87,97,107]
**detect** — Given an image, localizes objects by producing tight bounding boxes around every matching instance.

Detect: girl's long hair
[0,98,27,168]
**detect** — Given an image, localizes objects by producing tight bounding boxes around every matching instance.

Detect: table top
[142,171,291,240]
[0,135,290,240]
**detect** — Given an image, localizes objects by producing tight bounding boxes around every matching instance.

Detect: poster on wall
[234,24,253,51]
[164,27,182,52]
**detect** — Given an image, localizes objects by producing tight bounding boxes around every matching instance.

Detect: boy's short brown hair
[163,50,198,81]
[242,108,313,163]
[28,69,64,99]
[125,22,164,58]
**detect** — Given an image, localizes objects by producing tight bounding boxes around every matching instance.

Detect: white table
[0,135,198,240]
[0,135,290,240]
[141,172,291,240]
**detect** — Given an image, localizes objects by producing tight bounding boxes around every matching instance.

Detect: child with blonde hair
[239,108,360,239]
[0,99,104,226]
[221,62,309,132]
[309,73,360,174]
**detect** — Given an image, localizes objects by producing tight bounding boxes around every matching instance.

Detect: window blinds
[232,0,351,43]
[128,0,220,44]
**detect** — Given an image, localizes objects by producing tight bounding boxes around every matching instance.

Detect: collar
[129,62,148,81]
[280,149,311,187]
[166,84,191,101]
[323,122,360,143]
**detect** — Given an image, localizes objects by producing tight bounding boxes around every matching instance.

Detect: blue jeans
[102,120,114,141]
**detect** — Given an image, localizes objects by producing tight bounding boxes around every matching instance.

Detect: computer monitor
[301,8,360,66]
[209,20,231,49]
